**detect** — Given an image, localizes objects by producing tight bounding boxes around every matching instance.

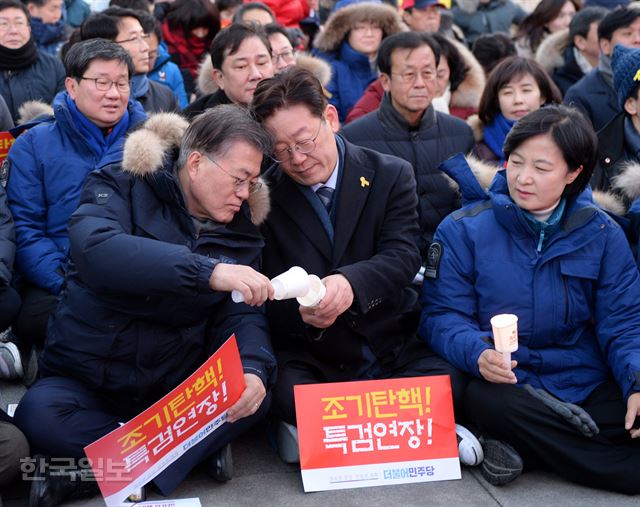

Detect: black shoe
[29,466,99,507]
[206,443,233,483]
[480,439,523,486]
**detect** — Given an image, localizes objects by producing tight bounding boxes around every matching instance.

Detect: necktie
[316,185,334,211]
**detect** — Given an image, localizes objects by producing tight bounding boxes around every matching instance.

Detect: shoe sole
[456,424,484,466]
[277,421,300,464]
[480,439,523,486]
[0,341,24,379]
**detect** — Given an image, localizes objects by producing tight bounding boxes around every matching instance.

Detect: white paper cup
[490,314,518,367]
[296,275,326,308]
[272,266,310,300]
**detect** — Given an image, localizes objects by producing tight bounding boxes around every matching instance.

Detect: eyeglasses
[80,77,130,92]
[0,18,28,31]
[115,33,151,46]
[272,120,323,163]
[272,49,295,64]
[202,153,262,195]
[391,69,436,83]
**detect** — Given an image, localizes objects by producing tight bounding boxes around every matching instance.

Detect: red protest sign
[84,335,245,507]
[295,375,460,491]
[0,131,14,163]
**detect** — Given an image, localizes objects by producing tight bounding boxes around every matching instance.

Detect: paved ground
[2,380,638,507]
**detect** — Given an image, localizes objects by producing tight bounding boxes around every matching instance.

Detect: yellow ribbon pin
[360,176,370,188]
[635,68,640,82]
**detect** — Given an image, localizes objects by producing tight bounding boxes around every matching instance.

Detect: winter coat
[5,92,147,294]
[262,135,428,379]
[0,94,13,131]
[563,68,619,132]
[0,51,65,123]
[452,0,527,45]
[0,185,14,287]
[466,114,502,165]
[420,153,640,404]
[258,0,310,27]
[342,94,474,258]
[592,112,628,194]
[535,29,586,96]
[39,113,276,402]
[64,0,90,28]
[149,42,189,109]
[313,1,406,123]
[137,79,180,114]
[345,37,485,124]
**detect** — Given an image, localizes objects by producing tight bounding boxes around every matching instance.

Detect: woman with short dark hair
[471,56,561,165]
[420,105,640,493]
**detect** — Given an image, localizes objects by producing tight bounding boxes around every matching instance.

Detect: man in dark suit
[251,67,470,463]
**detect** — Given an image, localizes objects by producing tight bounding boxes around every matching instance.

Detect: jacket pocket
[559,258,599,326]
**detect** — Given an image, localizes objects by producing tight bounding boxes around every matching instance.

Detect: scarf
[0,37,38,71]
[484,113,515,164]
[522,198,566,252]
[30,15,66,47]
[64,93,130,158]
[162,21,209,79]
[624,116,640,160]
[131,74,150,100]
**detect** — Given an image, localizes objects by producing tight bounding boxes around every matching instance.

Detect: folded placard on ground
[295,375,460,492]
[85,335,245,507]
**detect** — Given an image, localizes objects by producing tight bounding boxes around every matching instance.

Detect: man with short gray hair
[15,104,277,506]
[6,38,147,362]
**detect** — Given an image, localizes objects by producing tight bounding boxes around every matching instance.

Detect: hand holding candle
[490,314,519,369]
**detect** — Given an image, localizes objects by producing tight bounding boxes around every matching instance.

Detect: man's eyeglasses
[79,77,130,92]
[272,49,295,64]
[391,69,436,84]
[116,33,151,46]
[272,120,323,163]
[202,153,262,195]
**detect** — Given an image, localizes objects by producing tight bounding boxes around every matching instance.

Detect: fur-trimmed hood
[466,114,484,143]
[122,113,270,225]
[313,2,407,54]
[535,28,569,75]
[451,39,486,110]
[17,100,54,125]
[611,160,640,204]
[196,52,334,97]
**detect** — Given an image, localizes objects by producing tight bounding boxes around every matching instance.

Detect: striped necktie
[316,185,334,211]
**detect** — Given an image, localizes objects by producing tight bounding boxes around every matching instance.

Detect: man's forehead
[391,45,435,65]
[84,58,129,75]
[223,37,270,63]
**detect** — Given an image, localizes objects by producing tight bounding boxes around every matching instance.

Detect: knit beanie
[612,44,640,109]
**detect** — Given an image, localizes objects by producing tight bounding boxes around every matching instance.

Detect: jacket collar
[378,91,436,131]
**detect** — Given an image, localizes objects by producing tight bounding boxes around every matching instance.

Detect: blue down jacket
[6,92,146,294]
[39,113,276,402]
[420,153,640,403]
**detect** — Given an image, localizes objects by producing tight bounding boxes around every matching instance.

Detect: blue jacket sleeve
[594,223,640,400]
[69,167,218,296]
[6,131,66,293]
[419,215,491,377]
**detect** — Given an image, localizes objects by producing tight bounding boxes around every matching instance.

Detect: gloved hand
[524,384,600,438]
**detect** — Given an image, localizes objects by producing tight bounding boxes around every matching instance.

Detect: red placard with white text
[0,131,15,163]
[84,335,245,507]
[295,375,460,491]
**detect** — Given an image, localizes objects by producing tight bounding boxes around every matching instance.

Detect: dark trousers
[465,379,640,495]
[271,350,469,425]
[0,418,30,488]
[14,376,271,496]
[12,285,57,348]
[0,284,21,332]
